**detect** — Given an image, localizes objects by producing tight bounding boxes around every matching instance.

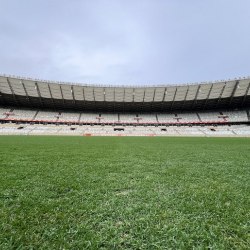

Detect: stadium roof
[0,75,250,112]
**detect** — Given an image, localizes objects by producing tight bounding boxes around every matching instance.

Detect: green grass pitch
[0,136,249,249]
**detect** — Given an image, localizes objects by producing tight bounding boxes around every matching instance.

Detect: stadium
[1,76,250,248]
[1,75,250,136]
[1,1,250,249]
[1,80,250,249]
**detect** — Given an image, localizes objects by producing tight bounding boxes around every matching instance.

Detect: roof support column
[151,88,156,112]
[113,88,115,112]
[122,88,125,113]
[47,84,56,109]
[170,88,178,110]
[216,82,227,108]
[181,86,189,109]
[82,88,86,111]
[6,77,19,105]
[241,81,250,106]
[192,85,201,109]
[229,81,239,106]
[161,87,167,112]
[203,84,213,110]
[142,88,146,112]
[71,86,76,108]
[92,88,97,111]
[21,80,32,106]
[35,82,44,108]
[59,85,65,108]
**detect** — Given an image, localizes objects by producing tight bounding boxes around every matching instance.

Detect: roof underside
[0,76,250,112]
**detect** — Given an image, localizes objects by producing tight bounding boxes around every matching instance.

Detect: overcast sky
[0,0,250,86]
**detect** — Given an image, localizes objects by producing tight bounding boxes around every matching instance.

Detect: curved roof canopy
[0,75,250,112]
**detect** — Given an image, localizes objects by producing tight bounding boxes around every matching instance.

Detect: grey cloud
[0,0,250,85]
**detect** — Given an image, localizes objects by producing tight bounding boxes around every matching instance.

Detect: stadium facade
[0,75,249,136]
